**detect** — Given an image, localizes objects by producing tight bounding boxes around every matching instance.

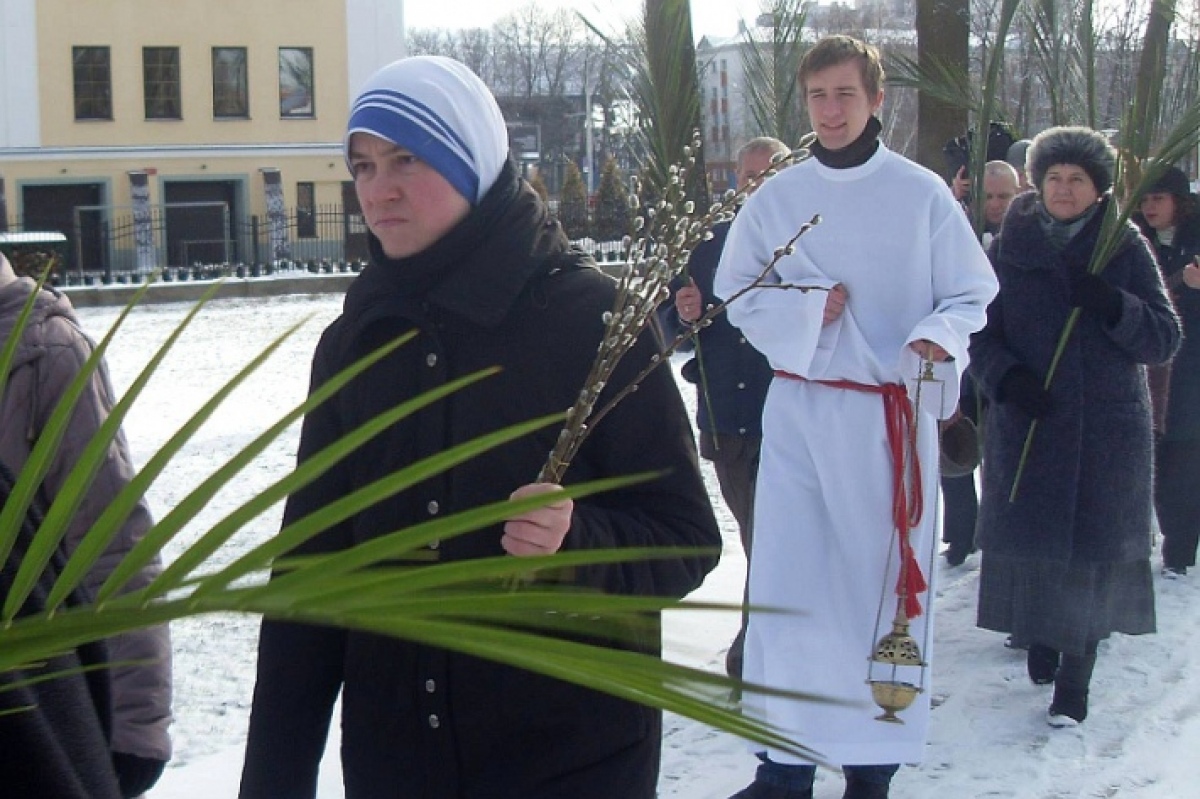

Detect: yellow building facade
[0,0,404,275]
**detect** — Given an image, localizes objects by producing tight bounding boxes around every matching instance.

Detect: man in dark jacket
[665,136,788,679]
[239,56,721,799]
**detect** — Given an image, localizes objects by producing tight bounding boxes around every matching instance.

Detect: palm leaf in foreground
[0,290,834,764]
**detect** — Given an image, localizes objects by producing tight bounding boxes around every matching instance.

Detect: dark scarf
[1035,199,1102,252]
[810,115,882,169]
[344,158,574,333]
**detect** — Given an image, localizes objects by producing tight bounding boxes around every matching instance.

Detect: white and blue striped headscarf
[345,56,508,205]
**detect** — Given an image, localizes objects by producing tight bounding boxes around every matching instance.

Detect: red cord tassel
[774,372,929,617]
[880,383,927,618]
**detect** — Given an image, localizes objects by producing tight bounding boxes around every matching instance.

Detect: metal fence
[3,203,633,286]
[3,203,368,285]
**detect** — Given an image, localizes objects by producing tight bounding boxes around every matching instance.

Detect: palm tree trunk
[915,0,970,179]
[1131,0,1178,157]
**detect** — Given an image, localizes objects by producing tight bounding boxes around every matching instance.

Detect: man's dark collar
[810,116,883,169]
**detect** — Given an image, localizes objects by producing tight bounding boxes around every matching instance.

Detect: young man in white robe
[715,35,998,799]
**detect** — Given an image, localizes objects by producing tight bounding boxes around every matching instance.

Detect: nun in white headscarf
[239,56,721,799]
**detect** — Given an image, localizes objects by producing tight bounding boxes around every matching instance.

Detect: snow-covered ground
[75,292,1200,798]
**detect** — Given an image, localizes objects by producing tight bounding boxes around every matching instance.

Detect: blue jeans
[756,756,898,790]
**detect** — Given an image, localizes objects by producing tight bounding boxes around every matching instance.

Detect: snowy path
[76,295,1200,798]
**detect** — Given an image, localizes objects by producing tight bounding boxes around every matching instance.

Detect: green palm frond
[740,0,810,145]
[1,283,836,765]
[886,53,978,112]
[966,0,1024,236]
[0,269,45,406]
[626,0,707,201]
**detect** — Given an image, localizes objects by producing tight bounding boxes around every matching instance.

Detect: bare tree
[454,29,497,84]
[1131,0,1179,156]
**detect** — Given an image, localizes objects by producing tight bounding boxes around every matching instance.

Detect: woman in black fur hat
[970,126,1181,728]
[1134,165,1200,578]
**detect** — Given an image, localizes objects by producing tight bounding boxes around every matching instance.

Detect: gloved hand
[998,366,1054,419]
[112,752,167,798]
[1069,270,1122,323]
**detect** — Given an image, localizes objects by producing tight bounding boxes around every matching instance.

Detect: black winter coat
[240,163,721,799]
[970,192,1180,563]
[0,463,122,799]
[1136,208,1200,440]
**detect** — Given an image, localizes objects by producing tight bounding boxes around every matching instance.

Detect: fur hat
[345,56,508,205]
[1027,126,1116,194]
[1145,164,1192,199]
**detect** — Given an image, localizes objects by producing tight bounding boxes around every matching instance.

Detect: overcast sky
[403,0,769,41]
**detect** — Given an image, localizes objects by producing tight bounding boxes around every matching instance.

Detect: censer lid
[940,414,981,478]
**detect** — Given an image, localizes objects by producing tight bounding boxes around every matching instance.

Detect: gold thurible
[866,601,925,724]
[865,354,937,724]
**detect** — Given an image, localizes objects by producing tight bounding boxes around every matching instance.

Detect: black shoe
[726,629,746,680]
[1162,565,1188,579]
[729,780,813,799]
[1048,686,1088,727]
[1027,643,1060,685]
[944,544,972,567]
[843,777,890,799]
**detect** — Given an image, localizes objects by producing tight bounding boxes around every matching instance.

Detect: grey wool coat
[0,255,173,762]
[970,193,1181,564]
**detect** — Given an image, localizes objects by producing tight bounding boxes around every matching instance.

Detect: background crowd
[2,27,1198,799]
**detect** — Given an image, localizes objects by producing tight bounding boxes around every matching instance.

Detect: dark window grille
[144,47,181,119]
[73,46,112,120]
[213,47,249,118]
[296,183,317,238]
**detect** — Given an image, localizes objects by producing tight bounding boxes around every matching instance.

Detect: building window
[213,47,249,118]
[297,182,317,238]
[144,47,181,119]
[73,46,112,120]
[279,47,315,118]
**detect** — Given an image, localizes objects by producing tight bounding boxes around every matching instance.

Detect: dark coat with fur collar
[240,163,720,799]
[970,192,1180,563]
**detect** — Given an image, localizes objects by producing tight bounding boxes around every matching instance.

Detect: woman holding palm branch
[970,127,1180,728]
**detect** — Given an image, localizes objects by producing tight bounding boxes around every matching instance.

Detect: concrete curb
[59,262,627,308]
[61,273,356,307]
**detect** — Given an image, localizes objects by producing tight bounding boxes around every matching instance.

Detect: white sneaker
[1047,710,1081,728]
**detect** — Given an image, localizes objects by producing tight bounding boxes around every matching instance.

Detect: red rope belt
[774,370,928,617]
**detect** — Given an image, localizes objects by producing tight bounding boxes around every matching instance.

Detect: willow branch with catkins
[537,132,817,484]
[581,216,825,441]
